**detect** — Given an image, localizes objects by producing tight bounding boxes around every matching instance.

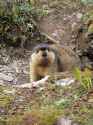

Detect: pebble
[54,117,79,125]
[56,78,75,86]
[0,73,14,82]
[76,13,82,19]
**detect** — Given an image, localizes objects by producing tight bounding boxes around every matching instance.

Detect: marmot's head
[31,44,56,67]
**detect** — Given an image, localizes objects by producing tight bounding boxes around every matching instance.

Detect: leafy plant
[0,1,48,47]
[73,68,93,89]
[22,106,63,125]
[81,0,93,4]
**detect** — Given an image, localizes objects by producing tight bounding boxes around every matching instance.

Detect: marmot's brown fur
[30,43,80,81]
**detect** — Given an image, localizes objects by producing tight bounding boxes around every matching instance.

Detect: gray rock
[56,78,75,86]
[54,117,79,125]
[0,73,14,82]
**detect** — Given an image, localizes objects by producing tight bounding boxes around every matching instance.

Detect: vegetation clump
[0,0,48,48]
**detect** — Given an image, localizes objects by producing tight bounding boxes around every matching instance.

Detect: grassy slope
[0,78,93,125]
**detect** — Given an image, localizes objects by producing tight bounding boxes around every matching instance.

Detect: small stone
[71,22,77,31]
[56,78,75,86]
[0,73,14,82]
[54,117,79,125]
[52,30,59,37]
[76,13,82,19]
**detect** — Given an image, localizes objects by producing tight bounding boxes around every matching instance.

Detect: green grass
[73,68,93,90]
[0,71,93,125]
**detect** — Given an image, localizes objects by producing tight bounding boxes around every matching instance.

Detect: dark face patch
[33,43,52,53]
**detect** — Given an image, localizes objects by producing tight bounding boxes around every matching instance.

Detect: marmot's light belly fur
[30,43,80,81]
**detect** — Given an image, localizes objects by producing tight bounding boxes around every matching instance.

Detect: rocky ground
[0,47,31,85]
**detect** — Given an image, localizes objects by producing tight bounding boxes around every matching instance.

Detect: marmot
[30,43,80,81]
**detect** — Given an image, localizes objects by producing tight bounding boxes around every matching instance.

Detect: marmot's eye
[47,48,50,51]
[41,48,46,51]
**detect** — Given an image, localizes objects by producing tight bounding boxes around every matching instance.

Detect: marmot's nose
[42,52,47,57]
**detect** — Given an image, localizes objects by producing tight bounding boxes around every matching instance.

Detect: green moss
[22,106,63,125]
[0,94,13,107]
[73,68,93,90]
[0,86,15,108]
[6,115,23,125]
[82,10,93,22]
